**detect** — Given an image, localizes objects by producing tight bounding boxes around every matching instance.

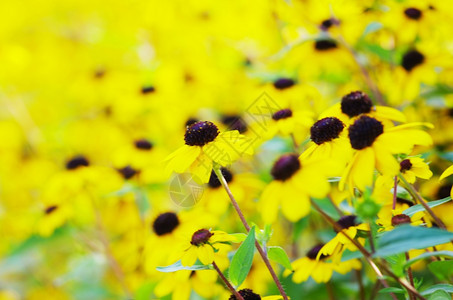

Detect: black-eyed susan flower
[264,107,313,142]
[178,228,233,266]
[165,121,253,183]
[340,116,432,191]
[377,209,425,232]
[317,215,369,260]
[320,91,406,124]
[260,154,334,223]
[300,117,352,168]
[229,288,284,300]
[399,157,433,184]
[286,244,361,283]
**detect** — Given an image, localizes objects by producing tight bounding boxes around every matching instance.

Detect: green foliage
[427,290,451,300]
[156,260,211,272]
[267,246,292,270]
[428,260,453,281]
[374,225,453,257]
[229,226,256,287]
[403,197,451,217]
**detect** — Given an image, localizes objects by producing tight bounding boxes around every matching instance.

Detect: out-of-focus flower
[399,157,433,183]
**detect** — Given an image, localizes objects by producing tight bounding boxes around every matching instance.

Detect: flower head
[166,121,253,183]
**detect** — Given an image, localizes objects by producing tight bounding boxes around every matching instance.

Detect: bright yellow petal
[440,165,453,181]
[351,148,375,191]
[165,145,201,174]
[261,182,282,224]
[197,245,214,265]
[281,186,310,222]
[374,106,406,123]
[181,247,198,266]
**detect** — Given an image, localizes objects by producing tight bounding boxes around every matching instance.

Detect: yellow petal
[440,165,453,181]
[351,148,375,191]
[374,106,407,123]
[281,186,310,222]
[260,182,282,224]
[197,245,214,265]
[165,145,201,174]
[181,247,198,266]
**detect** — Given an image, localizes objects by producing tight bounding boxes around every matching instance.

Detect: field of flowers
[1,0,453,299]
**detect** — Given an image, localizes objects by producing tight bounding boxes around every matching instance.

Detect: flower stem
[399,175,447,230]
[310,199,426,300]
[392,176,398,210]
[213,166,289,300]
[212,261,244,300]
[405,252,416,300]
[355,269,365,300]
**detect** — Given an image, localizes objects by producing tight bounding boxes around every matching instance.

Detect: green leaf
[229,226,256,287]
[268,246,292,270]
[422,284,453,296]
[404,251,453,270]
[428,290,451,300]
[428,260,453,281]
[156,260,212,272]
[362,22,383,37]
[374,225,453,257]
[403,197,451,216]
[379,287,405,294]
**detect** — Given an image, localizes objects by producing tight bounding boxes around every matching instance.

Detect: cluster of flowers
[1,0,453,299]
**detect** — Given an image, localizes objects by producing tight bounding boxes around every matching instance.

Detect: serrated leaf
[422,284,453,296]
[404,251,453,270]
[156,260,211,272]
[403,197,451,217]
[229,226,255,287]
[379,287,405,294]
[428,290,451,300]
[374,225,453,257]
[428,260,453,281]
[268,246,292,270]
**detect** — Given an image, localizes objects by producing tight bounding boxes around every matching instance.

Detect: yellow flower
[260,154,334,223]
[300,116,352,169]
[439,165,453,199]
[377,209,425,232]
[286,244,361,283]
[178,228,233,266]
[320,91,406,125]
[317,215,369,261]
[340,116,432,191]
[399,157,433,184]
[165,121,253,183]
[264,107,313,141]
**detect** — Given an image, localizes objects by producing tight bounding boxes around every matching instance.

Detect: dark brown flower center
[272,109,293,121]
[135,139,153,150]
[191,229,213,246]
[221,115,247,133]
[66,156,89,170]
[45,205,58,214]
[184,121,219,146]
[118,166,139,179]
[141,85,155,94]
[306,244,328,260]
[400,159,413,172]
[341,91,373,117]
[310,117,345,145]
[208,167,233,188]
[229,289,261,300]
[404,8,423,20]
[314,39,338,51]
[402,50,425,72]
[271,154,301,181]
[391,214,411,226]
[152,212,180,236]
[273,78,295,90]
[335,215,358,232]
[348,116,383,150]
[320,18,340,30]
